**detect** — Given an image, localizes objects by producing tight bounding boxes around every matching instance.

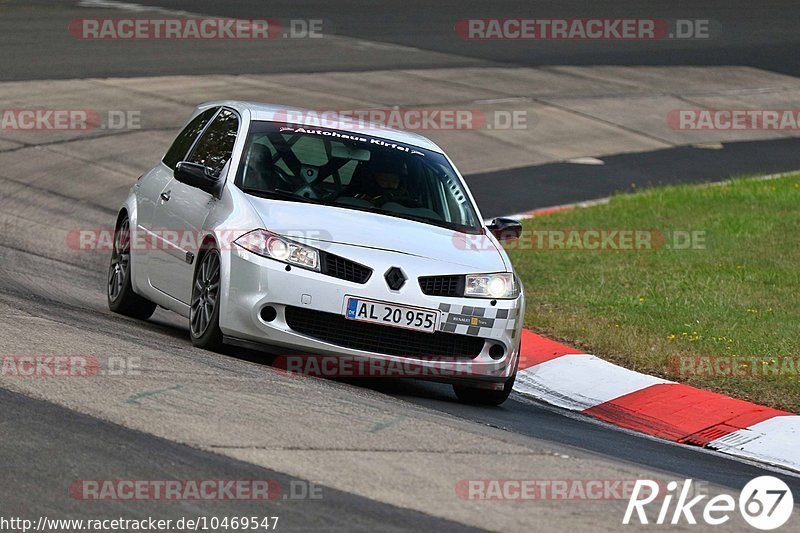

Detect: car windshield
[234,121,481,233]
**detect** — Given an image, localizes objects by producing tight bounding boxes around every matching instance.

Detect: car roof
[197,100,445,154]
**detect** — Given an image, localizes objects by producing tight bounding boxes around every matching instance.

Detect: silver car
[107,101,524,405]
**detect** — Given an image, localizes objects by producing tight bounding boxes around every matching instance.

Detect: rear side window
[162,107,218,170]
[188,109,239,178]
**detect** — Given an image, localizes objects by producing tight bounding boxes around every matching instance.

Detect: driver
[355,154,409,205]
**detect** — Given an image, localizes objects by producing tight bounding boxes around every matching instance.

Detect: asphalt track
[0,388,481,532]
[471,137,800,218]
[6,0,800,218]
[4,1,800,80]
[1,1,800,531]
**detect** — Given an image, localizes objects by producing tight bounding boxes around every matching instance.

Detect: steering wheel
[272,165,301,189]
[378,192,423,209]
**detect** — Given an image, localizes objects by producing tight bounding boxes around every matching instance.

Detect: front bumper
[219,246,524,385]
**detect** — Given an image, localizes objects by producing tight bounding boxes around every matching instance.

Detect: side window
[162,107,218,170]
[189,109,239,178]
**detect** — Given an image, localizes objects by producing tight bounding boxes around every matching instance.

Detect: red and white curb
[499,197,609,221]
[513,329,799,472]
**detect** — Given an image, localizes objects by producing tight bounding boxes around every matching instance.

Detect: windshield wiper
[352,205,476,232]
[369,208,436,226]
[240,187,322,204]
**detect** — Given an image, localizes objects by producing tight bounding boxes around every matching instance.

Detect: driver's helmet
[360,153,407,195]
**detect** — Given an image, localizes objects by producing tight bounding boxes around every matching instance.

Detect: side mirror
[487,217,522,242]
[174,161,223,197]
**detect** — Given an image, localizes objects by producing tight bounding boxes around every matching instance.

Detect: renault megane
[107,101,524,405]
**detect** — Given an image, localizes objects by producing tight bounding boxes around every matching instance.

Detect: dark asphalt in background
[470,137,800,217]
[151,0,800,75]
[0,0,490,81]
[3,1,800,80]
[4,1,799,219]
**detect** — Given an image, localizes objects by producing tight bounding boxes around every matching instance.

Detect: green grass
[507,174,800,412]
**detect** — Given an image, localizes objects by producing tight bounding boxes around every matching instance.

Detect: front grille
[320,252,372,284]
[419,275,464,297]
[284,306,484,359]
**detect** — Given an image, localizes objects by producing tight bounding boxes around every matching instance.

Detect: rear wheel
[107,216,157,319]
[453,372,516,406]
[189,247,224,351]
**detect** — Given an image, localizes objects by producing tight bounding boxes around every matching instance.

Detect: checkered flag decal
[437,303,519,339]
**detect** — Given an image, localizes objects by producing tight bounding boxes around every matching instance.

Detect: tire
[453,372,516,406]
[107,216,157,320]
[189,246,224,351]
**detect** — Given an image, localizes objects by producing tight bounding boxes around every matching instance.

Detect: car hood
[245,196,507,272]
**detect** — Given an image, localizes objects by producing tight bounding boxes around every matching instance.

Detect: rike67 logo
[624,477,794,529]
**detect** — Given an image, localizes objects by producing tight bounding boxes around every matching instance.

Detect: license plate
[344,297,438,334]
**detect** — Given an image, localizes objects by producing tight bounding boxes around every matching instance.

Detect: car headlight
[234,229,320,271]
[464,273,519,299]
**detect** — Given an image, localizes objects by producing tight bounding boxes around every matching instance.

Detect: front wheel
[453,372,516,406]
[189,247,224,351]
[107,216,157,319]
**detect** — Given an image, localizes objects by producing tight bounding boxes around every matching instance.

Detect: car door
[136,107,219,281]
[148,108,240,304]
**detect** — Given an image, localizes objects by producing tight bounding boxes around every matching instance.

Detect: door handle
[160,191,171,202]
